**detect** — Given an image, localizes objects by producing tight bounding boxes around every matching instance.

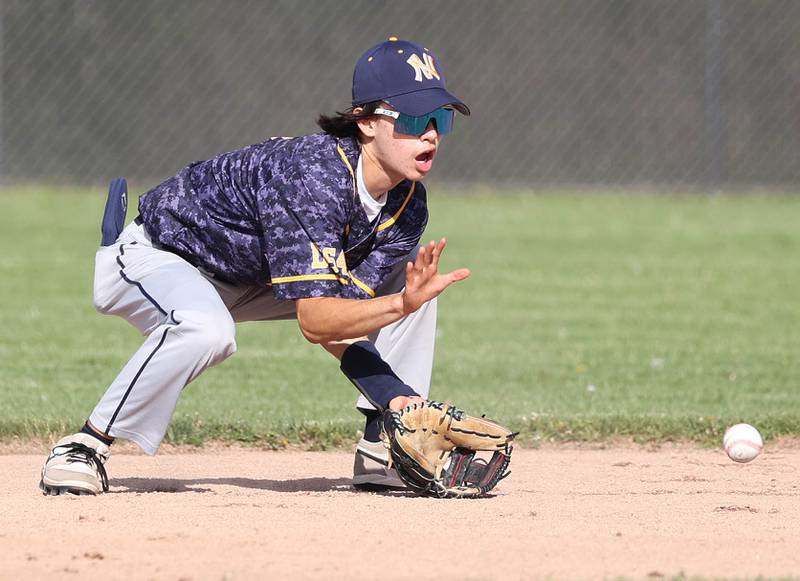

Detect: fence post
[705,0,726,192]
[0,1,4,183]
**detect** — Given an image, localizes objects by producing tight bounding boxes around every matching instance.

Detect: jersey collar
[336,136,361,177]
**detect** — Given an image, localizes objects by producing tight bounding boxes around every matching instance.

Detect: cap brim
[386,87,471,116]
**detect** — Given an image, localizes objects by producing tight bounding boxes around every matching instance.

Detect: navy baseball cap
[352,37,470,117]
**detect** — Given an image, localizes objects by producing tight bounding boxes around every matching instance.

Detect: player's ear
[355,107,378,139]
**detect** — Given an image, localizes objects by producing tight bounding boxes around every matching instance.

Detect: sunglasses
[374,107,455,136]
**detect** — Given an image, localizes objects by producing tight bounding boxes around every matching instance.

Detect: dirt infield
[3,444,800,580]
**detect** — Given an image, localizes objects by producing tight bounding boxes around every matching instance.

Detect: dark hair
[317,101,381,141]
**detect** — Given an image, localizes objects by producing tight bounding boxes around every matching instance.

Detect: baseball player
[39,37,470,495]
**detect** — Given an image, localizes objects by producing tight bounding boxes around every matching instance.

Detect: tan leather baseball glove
[382,401,516,498]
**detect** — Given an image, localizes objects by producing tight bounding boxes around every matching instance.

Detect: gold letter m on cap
[406,53,441,82]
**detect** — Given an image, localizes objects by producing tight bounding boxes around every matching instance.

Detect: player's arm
[297,294,402,344]
[295,238,469,344]
[320,337,424,411]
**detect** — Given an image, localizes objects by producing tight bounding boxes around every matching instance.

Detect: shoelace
[57,442,110,492]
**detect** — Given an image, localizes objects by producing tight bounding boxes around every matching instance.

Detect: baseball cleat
[352,438,406,490]
[39,433,110,496]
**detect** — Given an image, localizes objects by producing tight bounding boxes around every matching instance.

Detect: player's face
[375,115,440,182]
[360,105,442,185]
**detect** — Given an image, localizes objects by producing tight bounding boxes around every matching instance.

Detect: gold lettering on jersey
[311,244,327,269]
[406,53,440,82]
[310,243,349,275]
[336,250,347,273]
[322,247,337,269]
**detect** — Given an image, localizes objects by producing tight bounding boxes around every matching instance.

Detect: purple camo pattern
[138,133,427,299]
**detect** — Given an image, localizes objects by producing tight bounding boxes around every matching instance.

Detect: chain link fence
[2,0,799,189]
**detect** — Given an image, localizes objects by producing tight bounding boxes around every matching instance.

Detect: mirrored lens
[430,108,454,135]
[394,108,455,136]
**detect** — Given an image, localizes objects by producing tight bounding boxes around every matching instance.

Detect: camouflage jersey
[138,133,428,300]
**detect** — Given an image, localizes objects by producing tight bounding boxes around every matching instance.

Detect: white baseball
[723,423,763,463]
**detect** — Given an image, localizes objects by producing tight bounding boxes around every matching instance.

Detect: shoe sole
[353,482,407,492]
[39,478,100,496]
[352,474,406,489]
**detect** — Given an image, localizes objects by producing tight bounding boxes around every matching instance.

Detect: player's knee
[178,313,237,361]
[204,318,237,361]
[93,295,110,315]
[92,283,117,314]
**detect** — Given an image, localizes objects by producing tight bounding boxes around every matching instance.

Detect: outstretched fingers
[415,239,446,271]
[447,267,471,282]
[430,238,446,270]
[401,239,470,313]
[414,243,427,271]
[409,239,468,285]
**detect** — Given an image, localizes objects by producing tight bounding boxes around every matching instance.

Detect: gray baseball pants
[89,221,436,454]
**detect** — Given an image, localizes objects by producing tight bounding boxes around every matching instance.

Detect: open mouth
[414,150,435,173]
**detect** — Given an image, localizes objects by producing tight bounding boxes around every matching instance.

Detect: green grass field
[2,186,799,448]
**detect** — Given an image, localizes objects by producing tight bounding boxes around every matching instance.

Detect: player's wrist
[388,395,425,411]
[393,290,413,316]
[340,341,419,411]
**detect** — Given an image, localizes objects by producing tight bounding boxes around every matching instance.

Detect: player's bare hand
[388,395,425,411]
[401,238,470,314]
